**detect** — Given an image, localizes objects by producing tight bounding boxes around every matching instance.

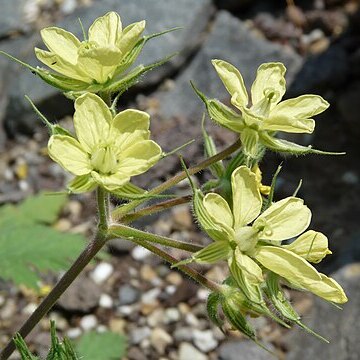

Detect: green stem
[0,189,110,360]
[97,187,109,230]
[131,238,220,292]
[108,224,203,253]
[121,195,192,224]
[112,138,241,220]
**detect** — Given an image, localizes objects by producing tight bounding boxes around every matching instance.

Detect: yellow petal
[251,62,286,108]
[255,246,322,289]
[212,59,248,108]
[283,230,332,263]
[254,197,311,241]
[40,27,80,64]
[117,21,146,55]
[74,93,111,153]
[35,48,92,83]
[203,193,234,239]
[88,11,122,47]
[117,140,162,176]
[234,248,264,284]
[231,166,262,229]
[312,274,348,304]
[77,46,123,83]
[48,135,91,176]
[112,109,150,133]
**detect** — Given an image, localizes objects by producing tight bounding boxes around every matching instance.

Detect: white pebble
[67,327,82,339]
[193,329,218,352]
[165,285,176,295]
[99,294,113,309]
[164,308,180,324]
[80,314,98,331]
[90,262,114,284]
[141,288,161,304]
[22,303,37,315]
[132,246,152,261]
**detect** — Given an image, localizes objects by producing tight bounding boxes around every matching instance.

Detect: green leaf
[0,193,84,289]
[76,331,127,360]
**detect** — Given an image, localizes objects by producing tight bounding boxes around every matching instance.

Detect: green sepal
[262,165,282,211]
[207,291,224,330]
[260,132,345,156]
[13,333,39,360]
[111,183,177,200]
[67,175,98,194]
[265,272,329,342]
[202,116,225,178]
[193,189,228,242]
[114,27,181,76]
[191,81,244,133]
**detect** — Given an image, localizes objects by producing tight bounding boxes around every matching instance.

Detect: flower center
[90,146,118,175]
[234,226,259,254]
[251,88,280,118]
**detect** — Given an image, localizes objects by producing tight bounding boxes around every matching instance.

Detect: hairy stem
[121,195,192,224]
[108,223,203,253]
[112,138,241,220]
[0,190,110,360]
[131,238,220,292]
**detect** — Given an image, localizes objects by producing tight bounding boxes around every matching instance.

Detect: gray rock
[0,0,29,36]
[179,342,208,360]
[2,0,214,135]
[57,275,101,312]
[288,45,349,96]
[129,326,151,345]
[287,263,360,360]
[337,81,360,139]
[218,340,273,360]
[118,284,140,305]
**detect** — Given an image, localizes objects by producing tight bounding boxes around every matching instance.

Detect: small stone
[141,288,161,304]
[179,342,208,360]
[171,205,193,230]
[96,325,108,333]
[185,313,200,327]
[118,305,135,316]
[147,308,165,327]
[22,303,37,315]
[127,347,147,360]
[58,276,101,312]
[99,293,113,309]
[150,327,172,354]
[91,262,114,284]
[165,285,176,295]
[130,326,151,345]
[109,318,126,335]
[164,307,180,324]
[140,264,158,282]
[1,299,16,319]
[132,246,152,261]
[342,171,359,185]
[67,327,82,339]
[166,272,183,286]
[174,327,194,342]
[54,218,72,232]
[80,314,98,331]
[219,340,273,360]
[118,285,140,305]
[197,288,209,301]
[193,329,218,352]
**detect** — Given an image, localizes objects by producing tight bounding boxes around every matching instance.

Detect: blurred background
[0,0,359,359]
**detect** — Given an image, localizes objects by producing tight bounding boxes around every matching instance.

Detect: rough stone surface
[0,0,29,36]
[218,340,273,360]
[57,275,101,313]
[178,342,208,360]
[287,263,360,360]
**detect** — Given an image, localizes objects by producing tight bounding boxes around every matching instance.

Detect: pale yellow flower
[190,166,347,304]
[194,60,331,157]
[35,12,145,85]
[48,93,162,193]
